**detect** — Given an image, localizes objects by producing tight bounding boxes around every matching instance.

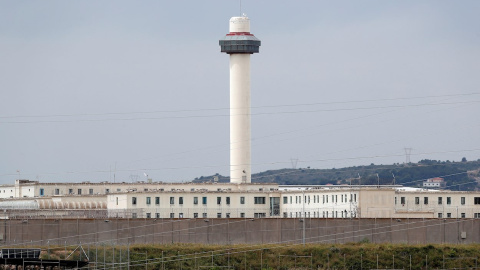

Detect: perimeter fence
[7,244,480,270]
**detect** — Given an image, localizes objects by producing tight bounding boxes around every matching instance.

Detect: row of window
[140,212,267,219]
[130,196,267,206]
[136,211,480,219]
[396,196,480,205]
[44,188,128,196]
[282,210,355,218]
[46,188,98,196]
[283,194,357,205]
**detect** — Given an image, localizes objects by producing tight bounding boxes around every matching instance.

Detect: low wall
[0,218,478,246]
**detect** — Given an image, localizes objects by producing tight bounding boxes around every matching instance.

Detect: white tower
[220,16,261,184]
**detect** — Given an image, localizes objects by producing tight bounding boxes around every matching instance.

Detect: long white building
[3,180,480,220]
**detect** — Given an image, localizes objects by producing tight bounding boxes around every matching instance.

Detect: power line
[1,99,479,124]
[2,92,478,120]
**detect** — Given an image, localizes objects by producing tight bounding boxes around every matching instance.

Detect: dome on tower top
[229,16,250,33]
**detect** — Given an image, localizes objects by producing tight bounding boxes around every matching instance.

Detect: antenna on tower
[404,148,412,164]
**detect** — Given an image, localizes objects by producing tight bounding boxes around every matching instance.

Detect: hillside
[192,159,480,191]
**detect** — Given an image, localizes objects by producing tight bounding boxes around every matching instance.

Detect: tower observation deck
[219,16,261,184]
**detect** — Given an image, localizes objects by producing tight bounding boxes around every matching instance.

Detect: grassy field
[38,242,480,269]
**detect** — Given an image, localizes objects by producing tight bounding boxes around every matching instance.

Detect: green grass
[39,242,480,269]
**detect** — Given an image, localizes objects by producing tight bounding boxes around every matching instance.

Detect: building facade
[3,180,480,219]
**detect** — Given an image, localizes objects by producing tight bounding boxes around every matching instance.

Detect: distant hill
[192,159,480,191]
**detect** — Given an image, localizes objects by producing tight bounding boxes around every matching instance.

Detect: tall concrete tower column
[219,16,261,184]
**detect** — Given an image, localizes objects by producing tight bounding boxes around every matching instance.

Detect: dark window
[438,197,442,205]
[77,189,82,195]
[461,213,466,218]
[240,197,245,204]
[193,197,198,205]
[254,197,266,204]
[217,197,221,205]
[400,197,405,204]
[40,189,44,196]
[155,197,160,205]
[146,197,151,205]
[240,213,245,218]
[170,197,174,204]
[146,213,151,218]
[447,213,451,218]
[461,197,465,205]
[226,197,230,205]
[194,213,198,218]
[55,189,60,195]
[217,213,222,218]
[202,197,207,205]
[155,213,160,218]
[475,197,480,205]
[424,197,428,205]
[179,197,183,205]
[226,213,230,218]
[132,197,137,205]
[415,197,420,204]
[202,213,207,218]
[170,213,174,218]
[283,197,288,204]
[89,189,93,195]
[447,197,451,205]
[68,189,73,194]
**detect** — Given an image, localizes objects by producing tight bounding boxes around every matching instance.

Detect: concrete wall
[0,218,478,246]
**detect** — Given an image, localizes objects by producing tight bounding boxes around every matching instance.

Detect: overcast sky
[1,1,479,184]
